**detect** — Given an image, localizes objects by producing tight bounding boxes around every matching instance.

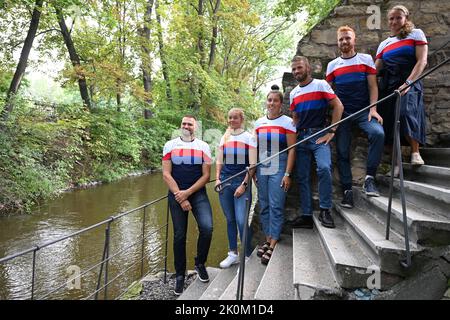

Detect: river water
[0,170,238,300]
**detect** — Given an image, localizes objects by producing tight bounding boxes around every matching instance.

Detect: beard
[295,72,308,83]
[181,128,193,137]
[339,44,353,54]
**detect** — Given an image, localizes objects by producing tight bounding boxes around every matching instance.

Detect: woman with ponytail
[254,85,296,265]
[375,5,428,169]
[215,108,257,268]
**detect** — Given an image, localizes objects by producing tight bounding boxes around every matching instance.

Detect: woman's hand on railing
[398,82,411,96]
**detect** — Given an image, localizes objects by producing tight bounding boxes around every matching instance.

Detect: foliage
[274,0,341,34]
[0,0,321,213]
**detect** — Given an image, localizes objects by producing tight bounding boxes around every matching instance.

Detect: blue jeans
[218,174,253,257]
[336,111,385,191]
[296,130,332,216]
[256,152,287,241]
[168,189,213,277]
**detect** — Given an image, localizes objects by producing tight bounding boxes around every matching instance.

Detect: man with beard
[288,56,344,229]
[162,115,213,296]
[326,26,384,209]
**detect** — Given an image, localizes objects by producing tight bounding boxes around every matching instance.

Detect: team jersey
[254,115,296,153]
[289,79,337,129]
[326,53,376,113]
[219,131,257,177]
[162,137,211,190]
[376,29,427,67]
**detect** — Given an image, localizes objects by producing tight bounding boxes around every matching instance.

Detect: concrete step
[403,164,450,190]
[178,267,220,300]
[219,248,266,300]
[420,148,450,168]
[357,188,450,247]
[378,175,450,219]
[199,264,239,300]
[254,236,295,300]
[312,211,401,290]
[333,201,421,276]
[292,228,342,300]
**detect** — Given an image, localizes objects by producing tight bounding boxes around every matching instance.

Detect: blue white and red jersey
[219,131,257,176]
[326,53,376,113]
[376,29,427,66]
[289,79,337,129]
[162,137,211,190]
[254,115,296,153]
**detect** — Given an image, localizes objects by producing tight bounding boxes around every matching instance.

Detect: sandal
[261,247,274,265]
[257,242,270,258]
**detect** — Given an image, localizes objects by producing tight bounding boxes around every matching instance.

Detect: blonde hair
[389,5,414,39]
[223,108,245,144]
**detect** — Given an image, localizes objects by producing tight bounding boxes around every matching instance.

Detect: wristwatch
[242,181,248,188]
[284,172,290,177]
[328,127,337,134]
[405,79,413,86]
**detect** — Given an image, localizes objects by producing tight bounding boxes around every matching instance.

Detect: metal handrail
[0,194,170,300]
[38,224,168,300]
[215,56,450,299]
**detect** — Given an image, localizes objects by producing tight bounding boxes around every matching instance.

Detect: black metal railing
[215,56,450,300]
[0,195,170,300]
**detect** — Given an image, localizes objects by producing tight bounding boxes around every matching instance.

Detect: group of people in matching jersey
[163,5,428,296]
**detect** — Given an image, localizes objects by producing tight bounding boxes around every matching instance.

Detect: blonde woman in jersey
[215,108,257,268]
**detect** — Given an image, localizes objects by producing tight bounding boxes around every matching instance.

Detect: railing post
[103,220,112,300]
[140,207,147,278]
[164,199,170,284]
[95,219,112,300]
[30,247,39,300]
[236,167,251,300]
[385,91,411,268]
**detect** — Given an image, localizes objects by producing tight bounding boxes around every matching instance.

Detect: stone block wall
[277,0,450,226]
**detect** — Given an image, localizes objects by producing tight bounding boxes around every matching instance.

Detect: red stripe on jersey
[377,39,415,59]
[291,91,336,108]
[162,152,171,160]
[255,125,296,135]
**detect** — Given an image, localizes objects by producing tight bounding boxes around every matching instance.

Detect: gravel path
[138,271,198,300]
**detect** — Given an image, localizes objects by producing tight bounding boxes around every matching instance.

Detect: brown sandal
[261,247,274,265]
[257,242,270,258]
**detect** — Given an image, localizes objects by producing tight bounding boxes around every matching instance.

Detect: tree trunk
[208,0,221,69]
[197,0,206,69]
[55,7,92,109]
[155,0,171,103]
[142,0,154,106]
[1,0,43,122]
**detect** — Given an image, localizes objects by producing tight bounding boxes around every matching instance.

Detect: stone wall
[276,0,450,227]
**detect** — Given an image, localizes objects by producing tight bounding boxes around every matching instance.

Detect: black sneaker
[341,189,354,208]
[195,264,209,282]
[173,275,184,296]
[289,215,313,229]
[318,209,335,228]
[363,176,380,197]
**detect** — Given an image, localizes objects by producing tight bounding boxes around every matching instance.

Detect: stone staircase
[178,148,450,300]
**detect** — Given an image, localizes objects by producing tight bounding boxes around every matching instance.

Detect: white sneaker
[411,152,424,165]
[219,251,239,269]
